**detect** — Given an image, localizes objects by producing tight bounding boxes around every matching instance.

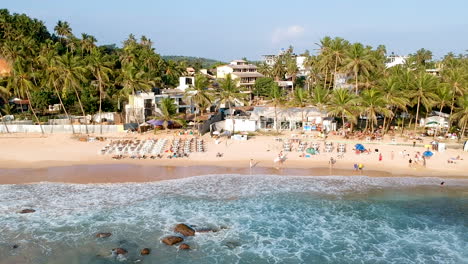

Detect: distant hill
[162,55,225,69]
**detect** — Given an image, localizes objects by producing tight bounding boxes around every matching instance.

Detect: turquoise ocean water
[0,174,467,264]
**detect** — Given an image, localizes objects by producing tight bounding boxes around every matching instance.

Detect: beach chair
[324,142,333,153]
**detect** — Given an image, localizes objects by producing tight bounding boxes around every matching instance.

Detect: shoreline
[1,162,467,185]
[1,133,467,184]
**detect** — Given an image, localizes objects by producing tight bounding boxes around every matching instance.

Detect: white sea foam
[0,174,466,264]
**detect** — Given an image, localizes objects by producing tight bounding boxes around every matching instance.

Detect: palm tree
[285,55,299,91]
[8,61,44,134]
[329,37,349,83]
[433,84,453,137]
[379,76,409,133]
[0,84,11,133]
[80,33,97,55]
[157,97,184,131]
[54,20,72,38]
[271,56,285,81]
[88,50,112,134]
[117,64,153,123]
[257,62,272,77]
[217,74,246,109]
[409,71,438,131]
[268,82,284,132]
[290,87,309,122]
[327,89,359,132]
[412,48,433,67]
[40,49,75,133]
[442,67,466,124]
[55,53,89,133]
[184,74,212,126]
[359,88,392,132]
[343,43,373,94]
[309,85,330,112]
[451,94,468,140]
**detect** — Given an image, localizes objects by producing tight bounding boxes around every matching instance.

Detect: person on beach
[413,141,416,147]
[354,164,358,171]
[379,153,382,161]
[409,158,413,167]
[250,159,253,168]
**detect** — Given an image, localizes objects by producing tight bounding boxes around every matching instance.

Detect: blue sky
[4,0,468,61]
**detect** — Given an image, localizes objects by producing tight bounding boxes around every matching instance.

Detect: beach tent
[355,144,366,151]
[306,148,318,155]
[423,150,434,157]
[147,120,173,126]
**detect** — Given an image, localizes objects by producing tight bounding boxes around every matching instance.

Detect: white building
[262,52,309,76]
[216,60,264,89]
[385,54,408,68]
[124,89,193,123]
[176,76,195,92]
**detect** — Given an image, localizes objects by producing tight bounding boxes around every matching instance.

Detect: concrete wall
[224,119,257,132]
[0,124,123,134]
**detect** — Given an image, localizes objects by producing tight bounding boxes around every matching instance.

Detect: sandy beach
[0,132,467,184]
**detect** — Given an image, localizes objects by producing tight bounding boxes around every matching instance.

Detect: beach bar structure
[223,106,331,132]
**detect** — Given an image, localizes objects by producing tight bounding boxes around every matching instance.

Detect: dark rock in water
[224,241,241,249]
[140,248,151,255]
[96,232,112,238]
[174,223,195,236]
[179,243,190,250]
[12,244,19,249]
[112,248,128,255]
[19,209,35,214]
[161,236,183,246]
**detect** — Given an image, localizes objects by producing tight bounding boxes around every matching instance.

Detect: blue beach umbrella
[423,151,433,157]
[355,144,366,151]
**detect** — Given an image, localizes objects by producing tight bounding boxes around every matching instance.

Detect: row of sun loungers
[100,138,205,158]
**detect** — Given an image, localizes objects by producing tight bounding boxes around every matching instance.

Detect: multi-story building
[216,60,264,90]
[124,89,193,123]
[262,51,309,76]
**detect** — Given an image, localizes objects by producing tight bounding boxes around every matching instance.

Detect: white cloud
[272,25,305,43]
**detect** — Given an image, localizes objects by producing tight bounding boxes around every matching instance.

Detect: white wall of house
[177,76,195,92]
[224,118,257,132]
[216,65,234,79]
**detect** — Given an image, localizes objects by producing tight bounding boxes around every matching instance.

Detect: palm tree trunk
[461,120,467,141]
[414,96,421,132]
[449,96,455,128]
[382,117,387,135]
[0,111,10,133]
[341,114,345,134]
[323,67,328,90]
[98,72,103,134]
[72,86,88,134]
[53,82,74,134]
[433,104,444,138]
[25,88,44,135]
[354,70,359,95]
[274,103,278,132]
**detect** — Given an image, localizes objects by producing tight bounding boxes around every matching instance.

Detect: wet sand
[0,163,465,185]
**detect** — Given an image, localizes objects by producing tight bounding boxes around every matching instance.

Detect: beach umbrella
[355,144,366,151]
[423,150,434,157]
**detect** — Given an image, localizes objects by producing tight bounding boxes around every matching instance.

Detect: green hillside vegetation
[162,56,224,70]
[0,9,467,138]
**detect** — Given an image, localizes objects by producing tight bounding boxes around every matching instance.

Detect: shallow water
[0,175,467,264]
